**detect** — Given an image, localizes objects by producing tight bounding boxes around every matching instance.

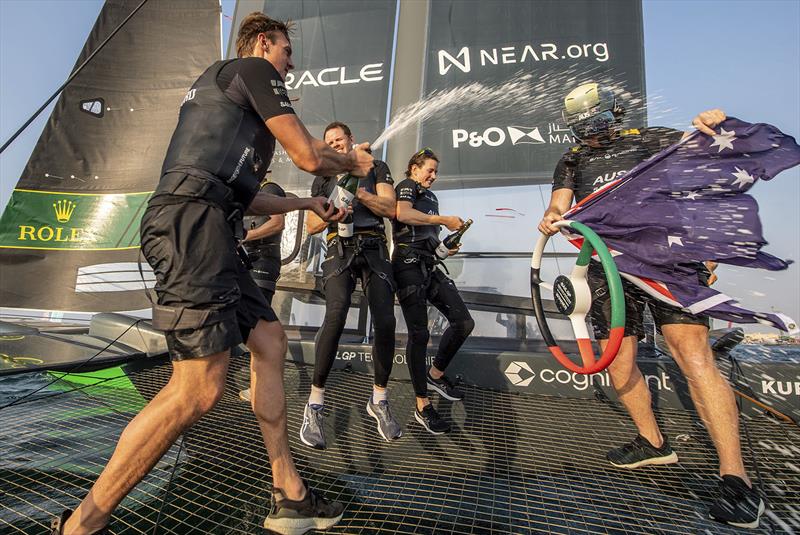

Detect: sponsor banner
[421,0,645,187]
[0,190,150,250]
[239,1,398,193]
[286,337,799,420]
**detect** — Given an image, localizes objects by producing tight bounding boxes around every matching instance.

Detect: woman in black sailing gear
[300,121,401,449]
[239,177,286,402]
[392,148,474,434]
[244,178,286,306]
[54,13,374,535]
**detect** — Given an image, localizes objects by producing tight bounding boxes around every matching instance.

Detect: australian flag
[564,118,800,333]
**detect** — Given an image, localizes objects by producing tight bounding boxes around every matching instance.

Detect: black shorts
[587,263,707,340]
[140,198,277,360]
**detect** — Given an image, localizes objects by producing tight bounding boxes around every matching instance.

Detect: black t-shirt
[158,57,295,208]
[392,178,440,250]
[244,181,286,251]
[311,160,393,238]
[217,57,295,123]
[552,127,683,202]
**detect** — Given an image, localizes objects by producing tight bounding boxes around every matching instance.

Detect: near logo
[80,98,104,118]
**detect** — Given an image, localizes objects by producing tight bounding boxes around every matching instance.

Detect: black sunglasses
[415,147,434,157]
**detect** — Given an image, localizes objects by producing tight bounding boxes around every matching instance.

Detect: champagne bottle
[435,218,472,259]
[328,173,359,238]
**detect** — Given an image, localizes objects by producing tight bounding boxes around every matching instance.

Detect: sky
[0,0,798,328]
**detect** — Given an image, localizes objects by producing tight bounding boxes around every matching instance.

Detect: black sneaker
[263,482,344,535]
[51,510,109,534]
[427,372,464,401]
[709,475,765,529]
[414,404,451,434]
[607,434,678,469]
[299,403,326,449]
[366,398,403,442]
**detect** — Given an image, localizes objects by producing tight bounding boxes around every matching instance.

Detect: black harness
[322,233,394,291]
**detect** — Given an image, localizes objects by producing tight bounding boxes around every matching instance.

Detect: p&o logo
[452,126,554,148]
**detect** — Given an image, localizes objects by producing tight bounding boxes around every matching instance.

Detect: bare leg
[661,324,749,484]
[429,366,443,380]
[604,336,664,447]
[416,396,431,411]
[64,352,230,535]
[247,319,305,500]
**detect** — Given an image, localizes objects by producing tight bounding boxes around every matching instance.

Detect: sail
[0,0,220,313]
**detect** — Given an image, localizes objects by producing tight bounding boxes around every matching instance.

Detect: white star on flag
[684,192,700,200]
[667,236,684,247]
[730,166,755,188]
[710,127,736,153]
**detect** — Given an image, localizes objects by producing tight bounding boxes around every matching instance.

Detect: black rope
[152,436,185,535]
[0,318,145,411]
[0,0,151,154]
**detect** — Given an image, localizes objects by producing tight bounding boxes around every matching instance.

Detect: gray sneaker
[263,481,344,535]
[299,403,326,449]
[366,398,403,442]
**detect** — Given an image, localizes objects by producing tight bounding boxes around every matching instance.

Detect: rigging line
[537,184,563,275]
[0,319,146,411]
[0,0,151,155]
[152,436,185,535]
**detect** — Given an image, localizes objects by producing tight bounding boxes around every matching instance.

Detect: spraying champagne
[436,218,473,259]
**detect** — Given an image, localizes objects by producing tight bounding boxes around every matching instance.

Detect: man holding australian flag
[539,82,800,529]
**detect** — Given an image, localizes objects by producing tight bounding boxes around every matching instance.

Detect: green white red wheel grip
[531,220,625,374]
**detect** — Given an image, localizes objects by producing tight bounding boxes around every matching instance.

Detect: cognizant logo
[506,367,674,392]
[285,63,384,90]
[437,42,610,75]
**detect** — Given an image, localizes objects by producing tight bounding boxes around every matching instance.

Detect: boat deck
[1,356,798,534]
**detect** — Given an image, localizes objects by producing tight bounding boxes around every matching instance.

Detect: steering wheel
[530,220,625,374]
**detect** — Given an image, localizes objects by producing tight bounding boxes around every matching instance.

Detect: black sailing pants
[393,251,474,398]
[313,239,396,389]
[250,254,281,306]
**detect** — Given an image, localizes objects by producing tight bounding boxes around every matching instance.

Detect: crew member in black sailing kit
[245,177,287,306]
[299,121,400,449]
[392,148,474,434]
[239,175,286,402]
[538,82,763,529]
[53,13,373,535]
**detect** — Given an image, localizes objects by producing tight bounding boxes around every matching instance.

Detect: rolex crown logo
[53,200,77,223]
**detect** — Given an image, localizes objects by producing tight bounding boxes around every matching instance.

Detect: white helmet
[562,82,624,142]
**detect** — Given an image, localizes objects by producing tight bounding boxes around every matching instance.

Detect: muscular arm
[247,192,313,216]
[537,188,574,235]
[356,183,396,218]
[245,214,285,242]
[265,114,371,177]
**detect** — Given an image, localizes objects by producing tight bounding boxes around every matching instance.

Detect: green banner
[0,189,151,250]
